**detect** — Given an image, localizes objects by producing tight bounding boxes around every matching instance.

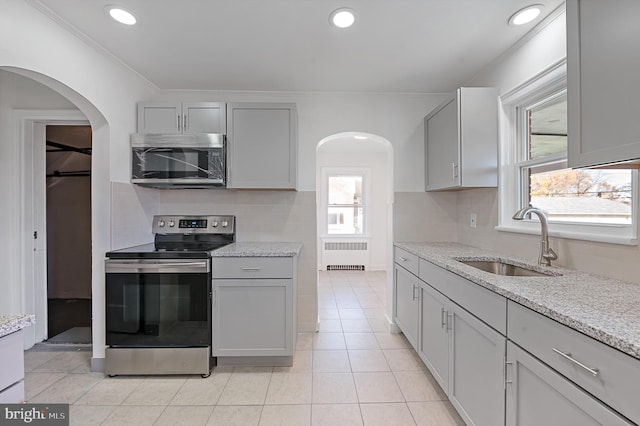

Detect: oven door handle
[105,260,210,273]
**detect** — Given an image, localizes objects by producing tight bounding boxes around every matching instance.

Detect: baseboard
[385,313,401,333]
[91,357,105,373]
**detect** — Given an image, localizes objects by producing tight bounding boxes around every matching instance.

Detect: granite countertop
[212,242,303,257]
[0,314,35,338]
[395,242,640,361]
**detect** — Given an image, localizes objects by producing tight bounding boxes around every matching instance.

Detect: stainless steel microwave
[131,133,226,188]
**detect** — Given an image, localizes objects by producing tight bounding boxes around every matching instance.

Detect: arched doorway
[0,67,110,357]
[316,132,395,329]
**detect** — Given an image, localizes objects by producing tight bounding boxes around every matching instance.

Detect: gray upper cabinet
[567,0,640,168]
[226,103,297,189]
[425,87,498,191]
[137,101,226,134]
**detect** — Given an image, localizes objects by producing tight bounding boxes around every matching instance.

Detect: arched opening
[316,132,395,330]
[0,67,110,357]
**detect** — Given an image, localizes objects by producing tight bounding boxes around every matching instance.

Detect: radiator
[322,239,369,271]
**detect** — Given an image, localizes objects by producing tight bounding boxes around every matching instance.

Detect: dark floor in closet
[47,298,92,339]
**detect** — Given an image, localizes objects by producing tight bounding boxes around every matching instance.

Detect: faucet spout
[512,206,558,266]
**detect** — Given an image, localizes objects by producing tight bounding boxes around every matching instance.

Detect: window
[327,174,365,235]
[498,62,638,244]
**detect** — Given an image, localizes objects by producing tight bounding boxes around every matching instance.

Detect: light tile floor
[25,271,465,426]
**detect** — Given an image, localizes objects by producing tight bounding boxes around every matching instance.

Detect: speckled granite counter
[0,314,35,338]
[212,242,302,257]
[395,242,640,361]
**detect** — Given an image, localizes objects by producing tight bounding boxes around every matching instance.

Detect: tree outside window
[520,92,633,225]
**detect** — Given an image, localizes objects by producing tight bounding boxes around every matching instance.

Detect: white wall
[1,0,156,363]
[316,149,389,270]
[0,71,76,314]
[459,10,640,285]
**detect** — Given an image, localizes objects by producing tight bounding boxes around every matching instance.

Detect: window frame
[321,167,371,237]
[496,60,639,245]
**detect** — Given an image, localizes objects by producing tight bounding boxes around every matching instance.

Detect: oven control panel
[152,215,235,234]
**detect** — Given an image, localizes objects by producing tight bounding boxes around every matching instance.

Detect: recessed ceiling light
[106,6,137,25]
[508,4,543,26]
[330,8,356,29]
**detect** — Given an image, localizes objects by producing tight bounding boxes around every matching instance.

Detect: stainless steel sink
[458,260,557,277]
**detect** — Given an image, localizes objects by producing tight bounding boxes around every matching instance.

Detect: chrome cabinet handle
[184,114,188,131]
[452,162,459,178]
[177,114,181,131]
[412,284,419,301]
[552,348,600,377]
[398,257,408,262]
[441,307,446,329]
[504,359,514,389]
[241,267,261,271]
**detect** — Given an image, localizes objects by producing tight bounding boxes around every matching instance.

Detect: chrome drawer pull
[441,307,446,329]
[398,257,408,262]
[241,267,261,271]
[552,348,600,377]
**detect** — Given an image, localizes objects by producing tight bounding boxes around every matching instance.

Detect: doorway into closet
[45,125,92,344]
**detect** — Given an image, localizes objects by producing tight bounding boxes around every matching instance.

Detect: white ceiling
[29,0,565,93]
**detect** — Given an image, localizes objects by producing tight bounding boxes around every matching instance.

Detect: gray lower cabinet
[0,330,25,403]
[418,277,505,426]
[395,246,640,425]
[212,256,296,362]
[393,264,419,348]
[449,303,506,426]
[418,281,449,393]
[226,103,297,189]
[506,342,631,426]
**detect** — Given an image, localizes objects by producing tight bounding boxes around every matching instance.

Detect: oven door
[105,259,211,347]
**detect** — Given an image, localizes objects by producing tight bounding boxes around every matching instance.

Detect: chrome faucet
[512,206,558,266]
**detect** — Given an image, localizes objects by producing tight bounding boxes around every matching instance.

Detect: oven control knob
[212,221,219,228]
[158,220,165,227]
[168,220,175,227]
[222,221,229,228]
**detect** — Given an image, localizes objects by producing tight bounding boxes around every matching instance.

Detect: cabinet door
[425,98,459,190]
[449,303,505,426]
[506,342,632,426]
[418,281,449,394]
[137,102,182,134]
[567,0,640,167]
[183,102,226,134]
[393,265,420,348]
[212,279,293,356]
[227,103,297,189]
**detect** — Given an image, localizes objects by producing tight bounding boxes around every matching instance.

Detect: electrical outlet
[470,213,477,228]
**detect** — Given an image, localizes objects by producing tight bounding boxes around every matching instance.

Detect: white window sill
[321,235,371,239]
[495,225,638,246]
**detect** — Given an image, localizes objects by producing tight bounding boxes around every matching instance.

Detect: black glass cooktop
[105,242,230,259]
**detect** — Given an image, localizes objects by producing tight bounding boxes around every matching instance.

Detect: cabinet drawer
[508,301,640,424]
[394,247,419,276]
[419,259,506,334]
[213,257,293,279]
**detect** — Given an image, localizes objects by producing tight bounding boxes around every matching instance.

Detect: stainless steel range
[104,215,235,377]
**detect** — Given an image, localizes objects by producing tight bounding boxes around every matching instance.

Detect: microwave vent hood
[131,133,226,189]
[131,132,224,148]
